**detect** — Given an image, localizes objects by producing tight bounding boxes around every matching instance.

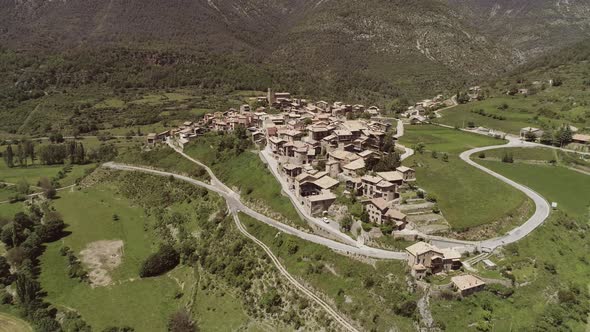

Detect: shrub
[167,310,195,332]
[478,152,486,159]
[139,245,180,278]
[361,222,373,232]
[426,193,438,203]
[432,204,440,214]
[395,299,417,317]
[501,153,514,163]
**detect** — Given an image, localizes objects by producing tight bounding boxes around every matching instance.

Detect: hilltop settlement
[144,88,492,295]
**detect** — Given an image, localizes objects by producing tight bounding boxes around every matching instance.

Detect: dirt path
[228,204,360,332]
[417,287,435,331]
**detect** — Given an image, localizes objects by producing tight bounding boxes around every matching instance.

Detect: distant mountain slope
[445,0,590,62]
[0,0,588,102]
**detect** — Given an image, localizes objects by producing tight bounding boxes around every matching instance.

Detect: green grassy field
[399,125,506,153]
[185,139,307,229]
[0,162,96,188]
[116,145,210,181]
[432,173,590,332]
[476,161,590,218]
[40,184,180,331]
[480,147,557,161]
[0,186,17,202]
[241,213,417,332]
[399,125,530,231]
[0,312,33,332]
[0,202,24,219]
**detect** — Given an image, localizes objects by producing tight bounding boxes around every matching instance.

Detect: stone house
[451,275,486,296]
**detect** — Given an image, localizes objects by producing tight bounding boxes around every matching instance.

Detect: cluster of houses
[406,241,486,296]
[401,94,447,124]
[147,89,417,233]
[255,90,418,230]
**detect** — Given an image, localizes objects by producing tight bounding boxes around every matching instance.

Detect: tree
[16,143,26,167]
[167,310,196,332]
[3,145,14,168]
[540,130,553,145]
[431,150,438,159]
[49,132,64,143]
[37,218,66,242]
[340,216,353,232]
[39,177,56,199]
[414,142,426,154]
[502,152,514,163]
[381,131,396,153]
[15,273,41,308]
[0,257,12,285]
[23,140,35,163]
[16,179,30,196]
[442,153,449,162]
[139,245,180,277]
[524,130,537,142]
[478,152,486,159]
[555,125,573,147]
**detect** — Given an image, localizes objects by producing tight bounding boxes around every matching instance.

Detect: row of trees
[2,141,35,167]
[0,205,70,331]
[536,125,574,147]
[3,141,119,168]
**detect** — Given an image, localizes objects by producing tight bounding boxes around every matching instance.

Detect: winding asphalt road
[102,162,408,260]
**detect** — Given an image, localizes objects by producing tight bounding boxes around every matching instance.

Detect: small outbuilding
[451,274,486,296]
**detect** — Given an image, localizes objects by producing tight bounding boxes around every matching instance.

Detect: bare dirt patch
[79,240,124,287]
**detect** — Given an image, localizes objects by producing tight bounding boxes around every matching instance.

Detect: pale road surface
[102,162,408,260]
[259,146,352,239]
[228,204,359,332]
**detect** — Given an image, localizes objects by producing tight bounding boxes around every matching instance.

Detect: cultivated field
[399,125,531,231]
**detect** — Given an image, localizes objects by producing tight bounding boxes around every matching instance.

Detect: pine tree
[68,141,77,163]
[3,145,14,168]
[76,143,85,164]
[15,273,40,308]
[16,143,26,167]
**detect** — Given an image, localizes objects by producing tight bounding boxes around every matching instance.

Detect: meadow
[399,125,530,231]
[0,161,96,188]
[40,183,180,331]
[476,160,590,218]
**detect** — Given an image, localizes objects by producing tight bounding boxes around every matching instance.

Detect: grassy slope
[435,60,590,135]
[116,145,210,181]
[0,311,33,332]
[431,162,590,331]
[399,125,529,230]
[40,184,180,331]
[241,213,417,331]
[184,139,307,229]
